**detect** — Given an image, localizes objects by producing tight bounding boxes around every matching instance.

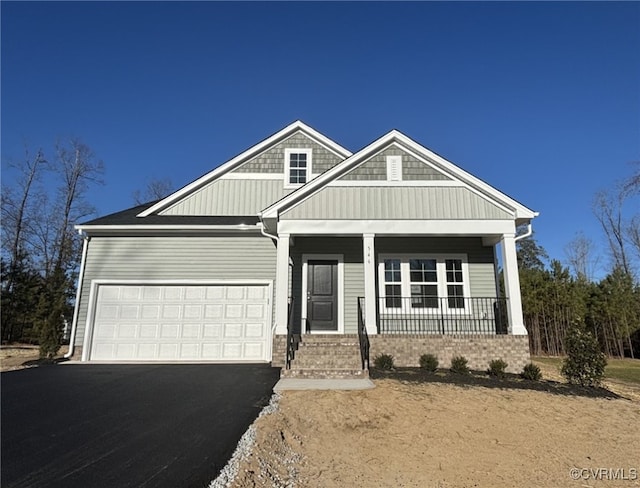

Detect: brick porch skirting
[273,334,530,373]
[369,334,530,373]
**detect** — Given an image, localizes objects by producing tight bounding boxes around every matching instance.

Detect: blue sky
[2,1,639,275]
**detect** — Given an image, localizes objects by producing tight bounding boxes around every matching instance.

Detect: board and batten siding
[233,132,345,174]
[290,237,364,334]
[339,144,452,181]
[376,237,497,298]
[75,236,277,347]
[160,179,290,216]
[281,187,512,220]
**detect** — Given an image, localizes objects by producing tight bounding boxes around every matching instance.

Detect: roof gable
[261,130,538,221]
[138,121,352,217]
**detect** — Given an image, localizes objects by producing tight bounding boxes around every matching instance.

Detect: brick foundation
[272,336,287,367]
[274,334,530,374]
[369,334,530,374]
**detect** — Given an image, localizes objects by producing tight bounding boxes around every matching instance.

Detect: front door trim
[301,254,344,334]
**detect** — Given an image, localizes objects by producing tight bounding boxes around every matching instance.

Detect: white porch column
[501,233,527,335]
[274,233,290,335]
[363,233,378,335]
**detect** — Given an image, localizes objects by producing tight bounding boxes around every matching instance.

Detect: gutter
[65,231,90,359]
[257,219,278,245]
[514,223,533,242]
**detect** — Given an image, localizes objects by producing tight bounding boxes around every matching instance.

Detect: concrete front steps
[280,334,368,379]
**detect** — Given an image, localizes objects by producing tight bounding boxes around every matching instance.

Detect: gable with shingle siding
[339,143,452,181]
[232,131,345,174]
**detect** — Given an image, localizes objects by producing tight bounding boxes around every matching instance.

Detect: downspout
[514,223,532,242]
[64,231,90,359]
[258,218,278,245]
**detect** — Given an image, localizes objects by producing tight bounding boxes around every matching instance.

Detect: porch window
[378,255,470,312]
[409,259,438,308]
[383,259,402,308]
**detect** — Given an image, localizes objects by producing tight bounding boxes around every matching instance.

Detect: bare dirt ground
[227,366,640,488]
[0,344,69,372]
[4,350,638,487]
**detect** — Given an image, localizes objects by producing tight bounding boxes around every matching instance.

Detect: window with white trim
[379,255,470,312]
[285,148,312,186]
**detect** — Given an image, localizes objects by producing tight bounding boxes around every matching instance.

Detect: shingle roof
[79,201,259,227]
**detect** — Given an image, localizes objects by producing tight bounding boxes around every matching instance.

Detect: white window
[378,254,470,313]
[285,148,312,187]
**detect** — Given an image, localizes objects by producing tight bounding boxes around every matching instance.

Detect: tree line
[1,140,104,357]
[1,136,638,360]
[518,164,640,358]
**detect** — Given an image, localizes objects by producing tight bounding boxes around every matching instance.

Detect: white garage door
[87,283,271,362]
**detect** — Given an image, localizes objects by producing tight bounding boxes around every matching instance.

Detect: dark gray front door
[307,260,338,331]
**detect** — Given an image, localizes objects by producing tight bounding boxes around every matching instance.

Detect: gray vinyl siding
[376,237,497,298]
[75,235,277,346]
[339,144,451,181]
[160,179,289,216]
[290,237,364,334]
[281,187,512,220]
[233,132,345,174]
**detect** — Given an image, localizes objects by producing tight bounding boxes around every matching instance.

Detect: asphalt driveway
[1,363,280,488]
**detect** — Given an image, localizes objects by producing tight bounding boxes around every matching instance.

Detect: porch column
[363,233,378,335]
[274,233,290,335]
[500,233,527,335]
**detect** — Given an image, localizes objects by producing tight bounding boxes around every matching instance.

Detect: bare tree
[564,232,600,282]
[36,138,104,357]
[133,177,174,205]
[1,147,47,279]
[1,147,48,342]
[593,187,632,276]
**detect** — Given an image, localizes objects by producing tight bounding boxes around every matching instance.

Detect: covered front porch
[274,232,526,338]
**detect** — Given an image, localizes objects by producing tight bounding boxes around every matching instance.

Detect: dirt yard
[226,366,640,488]
[0,344,68,372]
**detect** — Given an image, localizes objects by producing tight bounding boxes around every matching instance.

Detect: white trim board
[277,219,516,236]
[301,254,345,335]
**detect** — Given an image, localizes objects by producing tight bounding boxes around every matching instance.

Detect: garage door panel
[90,284,270,362]
[140,325,158,338]
[203,324,222,338]
[182,324,201,338]
[245,323,265,338]
[97,305,118,320]
[160,324,180,338]
[118,324,137,339]
[122,287,142,300]
[138,344,158,358]
[246,304,266,319]
[184,305,203,319]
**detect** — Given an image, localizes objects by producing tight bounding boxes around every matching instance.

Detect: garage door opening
[84,282,272,362]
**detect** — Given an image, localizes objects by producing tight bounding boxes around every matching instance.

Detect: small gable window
[285,148,312,186]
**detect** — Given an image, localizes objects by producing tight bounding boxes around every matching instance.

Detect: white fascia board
[138,120,352,217]
[277,219,516,236]
[328,180,465,187]
[75,224,262,236]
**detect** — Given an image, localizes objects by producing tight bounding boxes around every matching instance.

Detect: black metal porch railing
[285,297,297,369]
[378,297,509,335]
[357,297,370,370]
